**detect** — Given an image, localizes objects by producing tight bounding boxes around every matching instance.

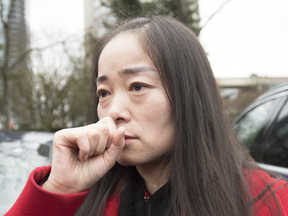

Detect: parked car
[0,131,53,215]
[233,82,288,178]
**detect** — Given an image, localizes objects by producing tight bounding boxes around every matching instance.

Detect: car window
[260,99,288,167]
[233,99,276,151]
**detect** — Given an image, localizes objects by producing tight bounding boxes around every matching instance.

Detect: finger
[84,127,100,157]
[75,130,91,162]
[102,127,125,167]
[90,124,108,155]
[98,117,116,148]
[55,129,90,163]
[112,127,125,147]
[84,123,111,156]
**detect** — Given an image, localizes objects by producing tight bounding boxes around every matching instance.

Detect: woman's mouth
[124,135,136,144]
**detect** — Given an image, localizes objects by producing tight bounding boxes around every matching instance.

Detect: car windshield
[0,132,53,215]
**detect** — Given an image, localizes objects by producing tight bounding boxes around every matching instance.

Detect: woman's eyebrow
[120,66,157,75]
[96,76,108,83]
[96,66,157,84]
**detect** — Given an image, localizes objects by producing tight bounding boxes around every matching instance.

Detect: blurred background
[0,0,288,214]
[1,0,288,131]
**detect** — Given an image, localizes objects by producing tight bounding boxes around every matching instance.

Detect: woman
[6,16,288,216]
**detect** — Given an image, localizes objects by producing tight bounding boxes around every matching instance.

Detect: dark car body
[233,82,288,178]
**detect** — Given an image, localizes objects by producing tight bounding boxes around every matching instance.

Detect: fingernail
[84,155,88,162]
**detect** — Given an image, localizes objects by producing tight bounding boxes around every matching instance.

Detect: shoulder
[245,169,288,216]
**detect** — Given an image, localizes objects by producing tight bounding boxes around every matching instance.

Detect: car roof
[252,82,288,103]
[233,82,288,124]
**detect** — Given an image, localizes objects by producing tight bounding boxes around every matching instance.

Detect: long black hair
[75,16,285,216]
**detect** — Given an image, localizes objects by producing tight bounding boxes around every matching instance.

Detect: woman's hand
[42,117,125,194]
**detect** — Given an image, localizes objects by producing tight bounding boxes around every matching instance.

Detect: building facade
[0,0,29,67]
[0,0,30,129]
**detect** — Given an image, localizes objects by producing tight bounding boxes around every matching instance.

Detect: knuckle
[91,130,100,140]
[54,129,65,138]
[96,124,109,136]
[76,130,86,139]
[76,131,90,150]
[53,129,72,145]
[101,125,109,136]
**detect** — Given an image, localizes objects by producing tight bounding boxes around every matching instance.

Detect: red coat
[4,166,288,216]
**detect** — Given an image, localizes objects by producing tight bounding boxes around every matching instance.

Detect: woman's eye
[132,83,144,91]
[97,90,109,98]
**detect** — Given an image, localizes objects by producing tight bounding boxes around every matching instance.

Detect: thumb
[103,127,125,167]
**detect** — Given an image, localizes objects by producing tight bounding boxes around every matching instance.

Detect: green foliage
[102,0,200,36]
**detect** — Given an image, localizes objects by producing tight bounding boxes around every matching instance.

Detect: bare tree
[18,35,91,132]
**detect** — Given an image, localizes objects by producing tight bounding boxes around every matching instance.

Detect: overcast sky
[29,0,288,78]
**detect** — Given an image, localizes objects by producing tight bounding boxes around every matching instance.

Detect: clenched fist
[42,117,125,194]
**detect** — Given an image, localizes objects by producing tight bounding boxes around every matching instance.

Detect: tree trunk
[177,0,188,25]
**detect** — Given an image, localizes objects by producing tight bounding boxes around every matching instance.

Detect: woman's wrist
[42,178,80,194]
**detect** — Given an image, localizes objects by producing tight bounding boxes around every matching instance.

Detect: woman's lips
[124,135,136,144]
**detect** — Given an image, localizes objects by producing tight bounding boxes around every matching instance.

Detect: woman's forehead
[98,34,156,77]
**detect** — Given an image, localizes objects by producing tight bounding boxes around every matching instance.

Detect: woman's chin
[117,157,135,167]
[116,153,141,167]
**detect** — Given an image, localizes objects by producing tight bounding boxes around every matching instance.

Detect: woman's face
[97,33,174,167]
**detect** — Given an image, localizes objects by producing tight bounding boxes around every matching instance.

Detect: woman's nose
[107,95,131,123]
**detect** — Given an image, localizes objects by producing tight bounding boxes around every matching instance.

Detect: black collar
[118,173,170,216]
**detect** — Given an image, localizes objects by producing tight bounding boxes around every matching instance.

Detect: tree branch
[9,31,82,71]
[199,0,232,32]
